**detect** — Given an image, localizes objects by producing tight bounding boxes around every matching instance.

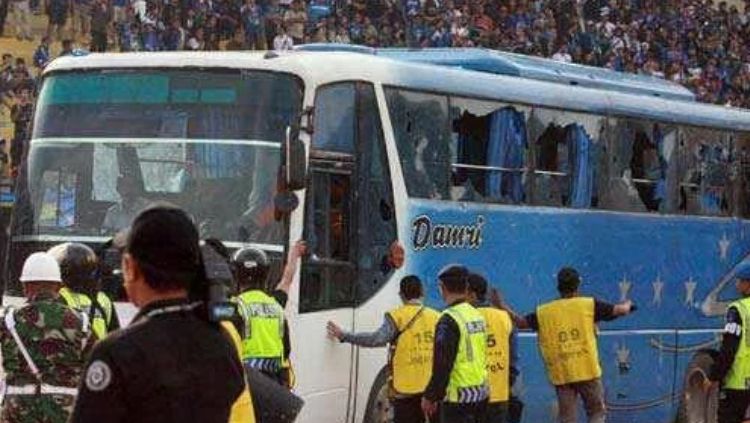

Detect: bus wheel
[363,367,393,423]
[676,350,718,423]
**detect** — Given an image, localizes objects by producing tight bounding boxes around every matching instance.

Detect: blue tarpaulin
[567,124,594,208]
[486,107,527,203]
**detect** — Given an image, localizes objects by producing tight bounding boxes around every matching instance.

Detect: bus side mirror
[284,124,307,191]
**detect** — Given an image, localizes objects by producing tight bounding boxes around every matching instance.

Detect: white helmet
[19,252,62,283]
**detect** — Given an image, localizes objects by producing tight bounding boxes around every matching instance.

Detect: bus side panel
[517,331,679,423]
[402,199,747,422]
[293,310,356,423]
[598,331,678,423]
[515,334,557,421]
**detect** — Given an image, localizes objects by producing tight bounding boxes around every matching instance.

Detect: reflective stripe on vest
[59,288,113,340]
[479,306,512,402]
[443,302,488,403]
[537,297,601,385]
[724,297,750,390]
[5,384,78,396]
[387,304,440,396]
[234,290,284,362]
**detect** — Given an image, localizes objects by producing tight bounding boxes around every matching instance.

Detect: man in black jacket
[70,205,246,423]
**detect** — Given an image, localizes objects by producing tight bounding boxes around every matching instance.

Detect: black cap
[124,204,201,291]
[557,267,581,294]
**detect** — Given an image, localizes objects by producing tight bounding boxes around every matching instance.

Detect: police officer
[0,252,94,423]
[705,262,750,423]
[422,265,488,423]
[468,273,517,423]
[48,242,120,340]
[327,275,439,423]
[500,267,633,423]
[70,205,247,423]
[231,240,305,386]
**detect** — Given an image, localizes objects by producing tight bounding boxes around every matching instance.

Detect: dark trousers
[91,30,107,52]
[392,395,424,423]
[441,400,488,423]
[554,378,606,423]
[10,125,28,169]
[718,389,750,423]
[486,401,508,423]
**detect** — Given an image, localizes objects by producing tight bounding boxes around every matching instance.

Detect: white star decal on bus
[616,343,631,367]
[619,276,632,302]
[685,277,698,306]
[719,233,731,261]
[652,275,664,306]
[525,274,534,288]
[513,375,528,397]
[549,400,559,420]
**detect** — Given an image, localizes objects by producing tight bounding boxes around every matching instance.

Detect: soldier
[0,252,94,423]
[48,242,120,340]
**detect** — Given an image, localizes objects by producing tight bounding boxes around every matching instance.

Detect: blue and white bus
[5,47,750,423]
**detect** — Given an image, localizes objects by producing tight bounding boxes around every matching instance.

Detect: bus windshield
[15,69,303,245]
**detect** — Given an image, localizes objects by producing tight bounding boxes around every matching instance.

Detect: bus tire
[676,350,718,423]
[363,367,392,423]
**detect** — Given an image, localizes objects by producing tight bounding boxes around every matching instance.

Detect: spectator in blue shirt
[163,17,186,50]
[241,0,263,49]
[32,36,50,73]
[141,22,161,51]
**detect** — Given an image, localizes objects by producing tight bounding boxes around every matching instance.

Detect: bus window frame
[300,80,399,312]
[675,125,735,218]
[353,81,398,305]
[33,67,305,140]
[448,96,532,204]
[383,84,610,207]
[300,80,360,313]
[300,160,357,312]
[382,82,750,220]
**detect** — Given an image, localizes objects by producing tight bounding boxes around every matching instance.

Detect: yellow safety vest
[386,304,440,396]
[221,321,257,423]
[234,290,284,361]
[536,297,601,386]
[59,287,114,340]
[443,302,488,403]
[478,306,513,402]
[724,297,750,390]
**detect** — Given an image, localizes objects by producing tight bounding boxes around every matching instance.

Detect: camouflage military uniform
[0,292,95,423]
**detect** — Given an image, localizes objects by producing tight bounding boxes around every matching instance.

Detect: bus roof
[43,50,750,132]
[296,45,696,102]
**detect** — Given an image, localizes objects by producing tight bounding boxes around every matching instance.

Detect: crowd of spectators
[1,0,750,110]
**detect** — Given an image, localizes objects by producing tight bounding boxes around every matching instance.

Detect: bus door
[295,81,398,423]
[295,82,359,423]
